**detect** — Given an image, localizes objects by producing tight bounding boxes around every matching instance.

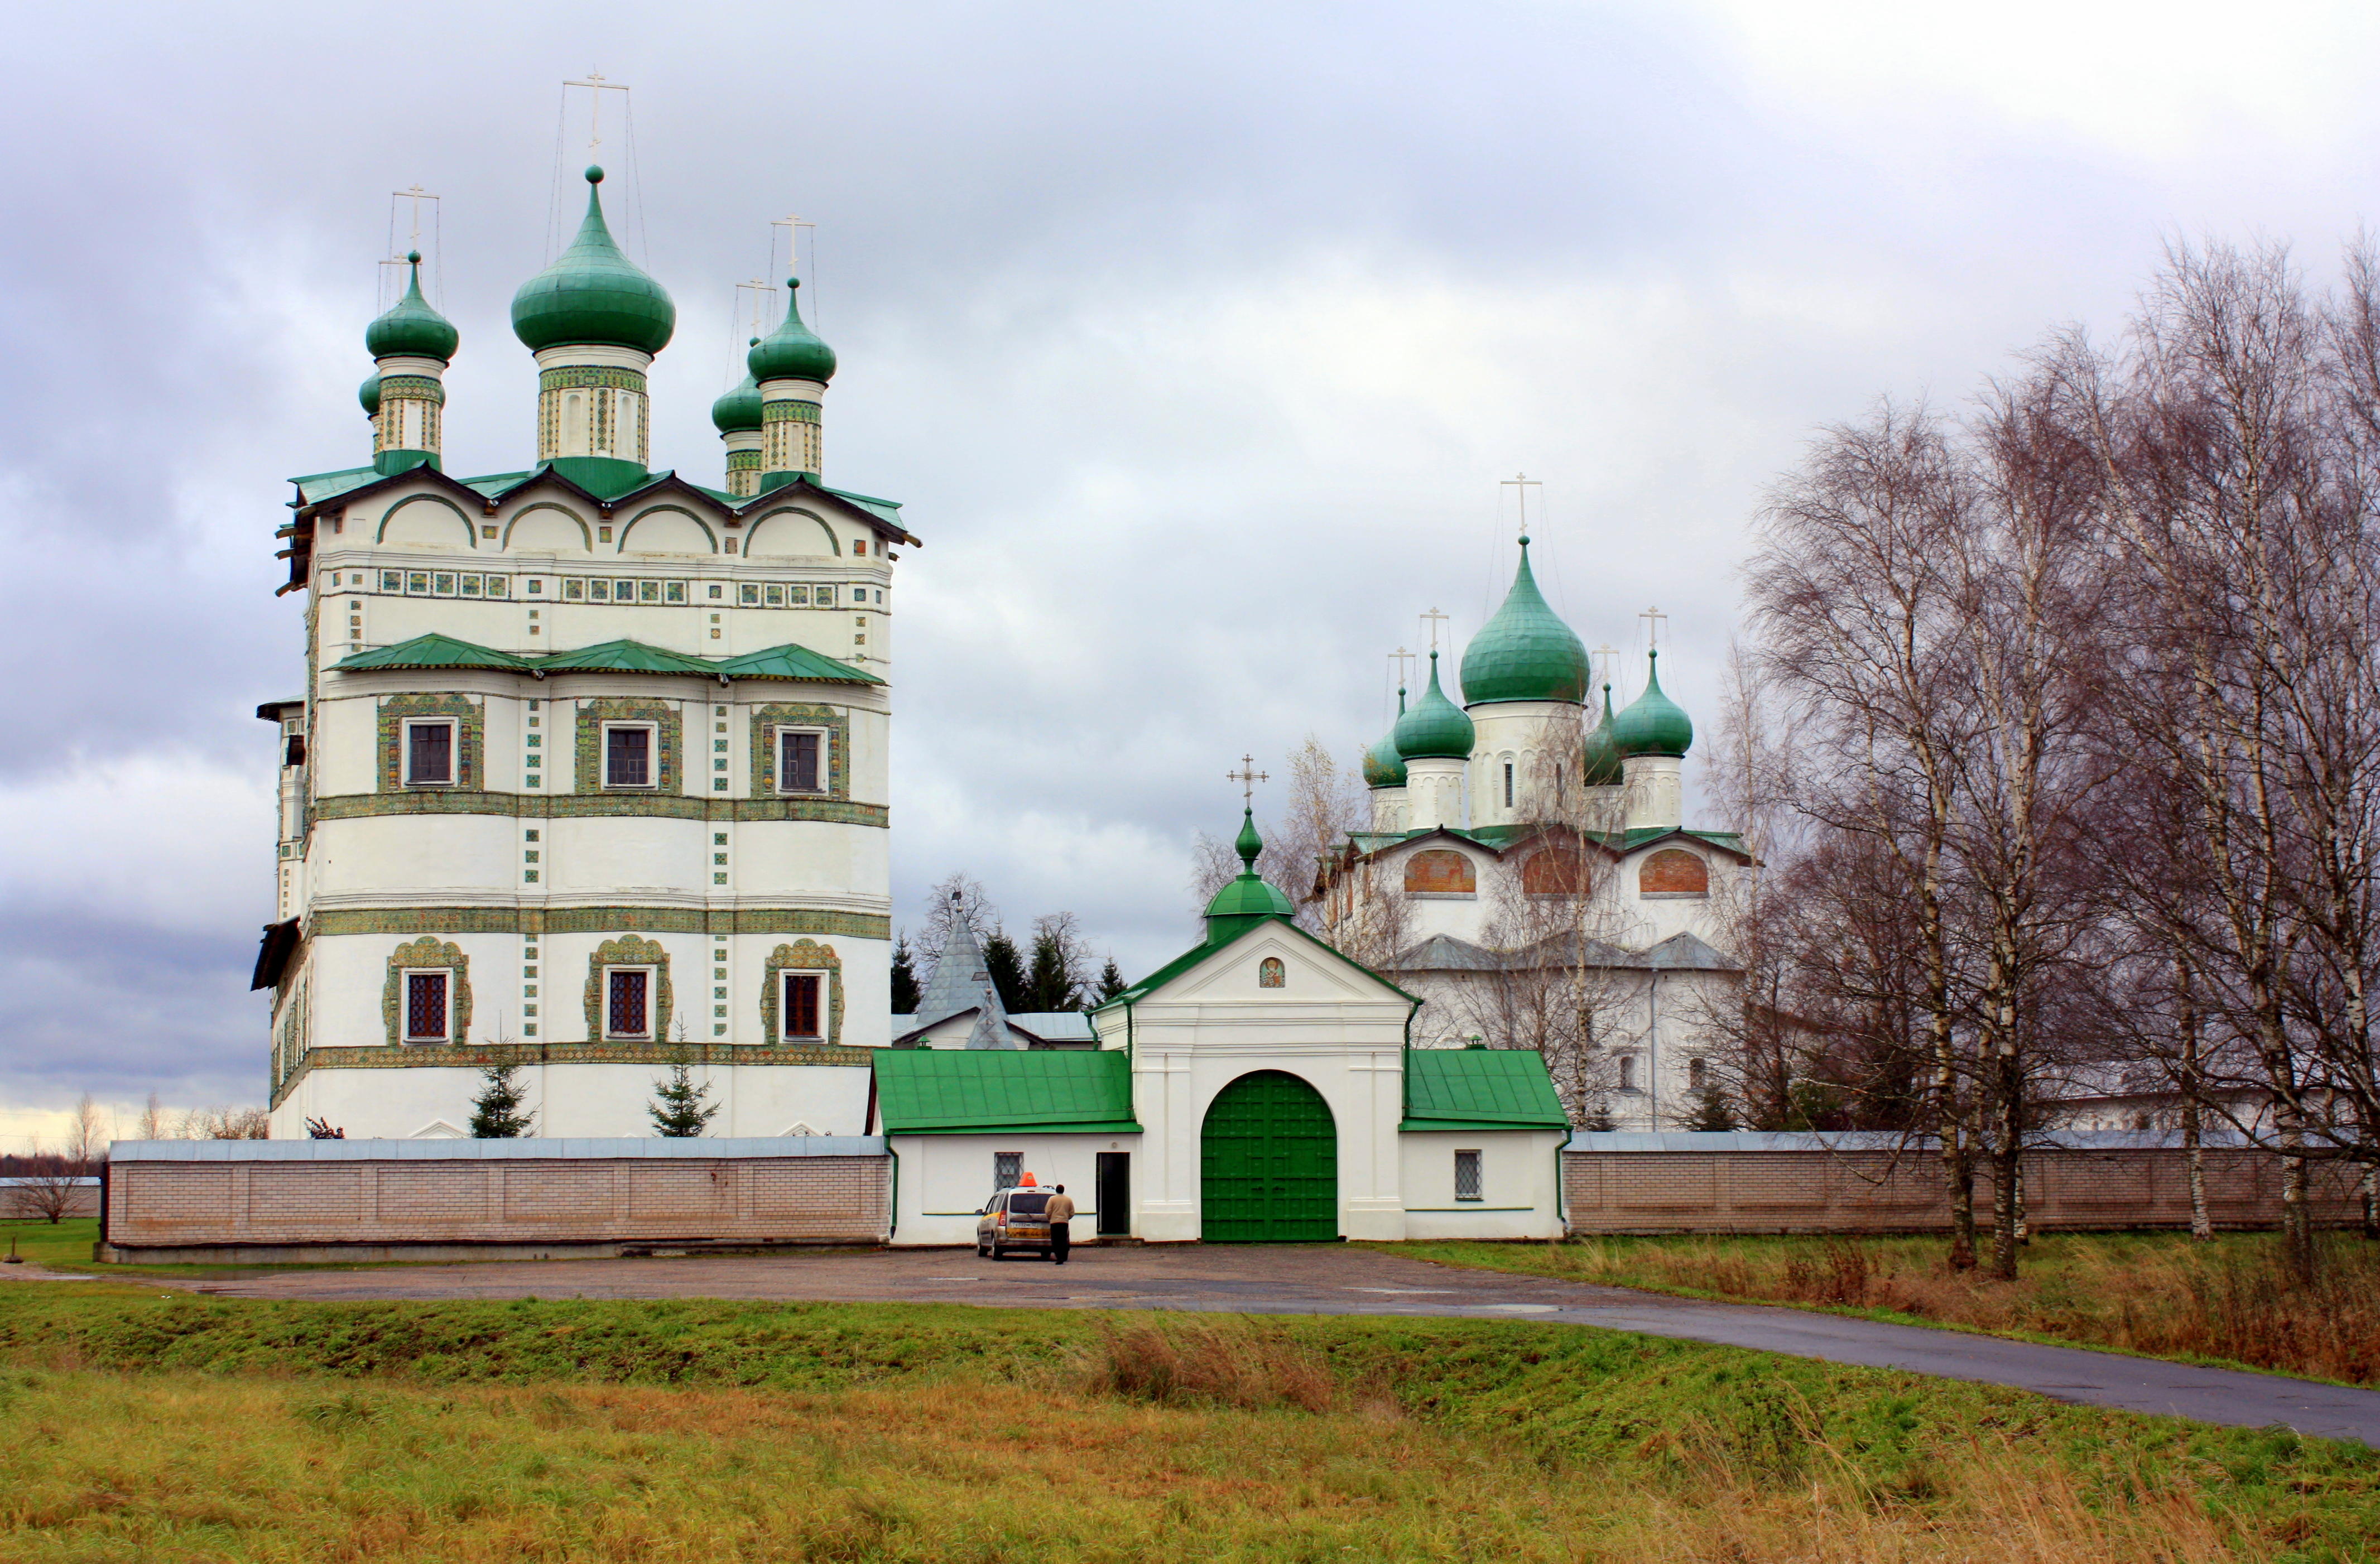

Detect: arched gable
[1639,848,1709,896]
[618,504,717,555]
[1405,849,1476,896]
[501,502,592,552]
[746,506,842,557]
[377,493,475,549]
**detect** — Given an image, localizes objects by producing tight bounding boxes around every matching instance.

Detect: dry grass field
[1400,1231,2380,1384]
[0,1284,2374,1561]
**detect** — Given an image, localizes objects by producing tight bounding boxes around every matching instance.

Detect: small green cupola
[510,167,676,355]
[1393,651,1476,761]
[363,252,454,475]
[1581,682,1624,786]
[713,338,768,499]
[364,253,459,363]
[1362,687,1408,788]
[1612,649,1694,758]
[1459,537,1589,706]
[747,278,837,384]
[753,278,835,490]
[1204,809,1297,944]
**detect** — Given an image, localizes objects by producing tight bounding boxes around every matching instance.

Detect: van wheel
[989,1242,1003,1261]
[976,1242,989,1258]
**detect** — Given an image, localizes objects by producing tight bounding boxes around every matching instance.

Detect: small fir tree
[1095,958,1126,1002]
[890,933,922,1014]
[1021,928,1079,1012]
[1682,1086,1739,1132]
[468,1060,535,1138]
[1579,1100,1618,1133]
[648,1052,721,1137]
[982,929,1027,1012]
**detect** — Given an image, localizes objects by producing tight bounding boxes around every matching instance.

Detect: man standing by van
[1045,1184,1076,1264]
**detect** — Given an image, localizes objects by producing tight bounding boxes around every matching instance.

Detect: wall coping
[107,1136,887,1162]
[1562,1129,2254,1153]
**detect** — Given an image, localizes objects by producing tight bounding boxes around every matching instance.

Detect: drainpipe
[883,1142,900,1244]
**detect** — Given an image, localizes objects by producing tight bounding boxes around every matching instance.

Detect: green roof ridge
[332,633,530,672]
[1460,536,1588,706]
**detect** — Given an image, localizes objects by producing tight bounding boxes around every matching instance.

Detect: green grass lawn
[1,1218,98,1269]
[0,1284,2375,1561]
[1395,1232,2380,1387]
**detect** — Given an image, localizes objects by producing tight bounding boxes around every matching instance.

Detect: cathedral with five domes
[1319,538,1749,1130]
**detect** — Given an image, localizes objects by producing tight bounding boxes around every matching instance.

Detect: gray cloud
[4,0,2377,1120]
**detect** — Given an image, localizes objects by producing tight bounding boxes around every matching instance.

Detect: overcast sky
[4,1,2378,1139]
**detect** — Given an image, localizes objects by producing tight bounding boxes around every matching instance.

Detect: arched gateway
[1200,1070,1338,1241]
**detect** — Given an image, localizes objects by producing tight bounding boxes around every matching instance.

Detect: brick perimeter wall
[1563,1148,2369,1234]
[106,1156,889,1250]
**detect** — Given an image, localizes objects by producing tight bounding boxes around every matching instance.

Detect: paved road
[180,1244,2380,1446]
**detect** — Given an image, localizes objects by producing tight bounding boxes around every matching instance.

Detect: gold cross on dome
[1388,646,1415,690]
[735,277,779,340]
[772,214,816,282]
[1419,608,1450,654]
[1227,754,1270,805]
[1639,605,1668,648]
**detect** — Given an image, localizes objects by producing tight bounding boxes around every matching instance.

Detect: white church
[246,156,1715,1243]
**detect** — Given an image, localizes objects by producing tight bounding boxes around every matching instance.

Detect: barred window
[778,730,824,794]
[404,971,449,1043]
[994,1151,1022,1193]
[607,969,651,1038]
[1454,1149,1482,1202]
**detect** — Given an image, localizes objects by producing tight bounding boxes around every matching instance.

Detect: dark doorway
[1095,1152,1131,1236]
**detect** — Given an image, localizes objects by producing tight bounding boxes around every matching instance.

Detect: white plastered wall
[886,1132,1139,1247]
[1397,1130,1566,1239]
[268,1060,874,1140]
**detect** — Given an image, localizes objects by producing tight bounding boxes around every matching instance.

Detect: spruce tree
[890,932,921,1013]
[648,1053,720,1137]
[982,929,1027,1012]
[1021,929,1078,1011]
[468,1060,534,1138]
[1096,958,1126,1002]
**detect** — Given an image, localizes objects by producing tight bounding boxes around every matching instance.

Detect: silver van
[976,1186,1056,1260]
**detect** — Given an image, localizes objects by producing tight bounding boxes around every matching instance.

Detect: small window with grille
[1454,1149,1483,1202]
[994,1151,1022,1194]
[777,729,825,794]
[606,968,652,1038]
[403,970,450,1043]
[782,971,824,1040]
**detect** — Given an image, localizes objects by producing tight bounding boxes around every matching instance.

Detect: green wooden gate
[1199,1070,1338,1242]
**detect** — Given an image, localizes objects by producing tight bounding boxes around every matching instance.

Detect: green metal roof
[289,465,384,506]
[715,642,886,685]
[511,167,676,356]
[1101,903,1421,1011]
[747,277,837,384]
[1459,538,1589,706]
[1612,648,1694,757]
[532,638,719,676]
[331,633,531,673]
[365,253,459,363]
[1392,649,1475,760]
[873,1048,1139,1135]
[1401,1047,1569,1133]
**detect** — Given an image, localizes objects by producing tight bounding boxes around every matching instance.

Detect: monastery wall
[1563,1142,2371,1234]
[100,1138,888,1263]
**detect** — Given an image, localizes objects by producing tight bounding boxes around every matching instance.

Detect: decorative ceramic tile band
[312,791,887,826]
[309,907,892,940]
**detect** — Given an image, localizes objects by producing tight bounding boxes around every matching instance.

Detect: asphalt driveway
[176,1242,2380,1446]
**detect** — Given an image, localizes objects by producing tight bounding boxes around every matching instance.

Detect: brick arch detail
[1405,849,1476,895]
[1639,848,1710,896]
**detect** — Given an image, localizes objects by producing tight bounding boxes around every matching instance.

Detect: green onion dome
[1362,688,1408,788]
[510,167,676,356]
[711,342,765,432]
[1393,651,1477,761]
[364,253,458,363]
[747,277,836,383]
[1612,649,1694,758]
[1581,683,1624,786]
[1204,809,1296,926]
[1460,537,1589,706]
[359,371,382,417]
